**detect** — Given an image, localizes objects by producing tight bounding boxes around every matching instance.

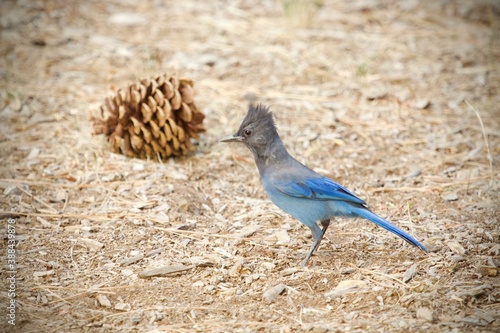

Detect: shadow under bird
[221,104,427,266]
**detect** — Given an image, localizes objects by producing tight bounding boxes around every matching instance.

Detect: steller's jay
[221,104,427,266]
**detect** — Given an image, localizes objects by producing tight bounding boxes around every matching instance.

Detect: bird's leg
[301,219,331,267]
[320,219,330,237]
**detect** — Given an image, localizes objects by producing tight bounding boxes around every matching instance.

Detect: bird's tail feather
[354,207,428,252]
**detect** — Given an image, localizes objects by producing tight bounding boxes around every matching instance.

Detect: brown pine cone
[93,73,205,159]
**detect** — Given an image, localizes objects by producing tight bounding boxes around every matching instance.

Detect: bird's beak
[220,134,244,143]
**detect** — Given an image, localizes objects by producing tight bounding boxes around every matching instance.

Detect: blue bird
[221,104,427,266]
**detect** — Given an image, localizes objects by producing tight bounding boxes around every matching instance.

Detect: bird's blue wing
[274,177,367,205]
[274,181,313,198]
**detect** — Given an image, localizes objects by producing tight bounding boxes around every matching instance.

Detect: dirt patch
[1,0,499,332]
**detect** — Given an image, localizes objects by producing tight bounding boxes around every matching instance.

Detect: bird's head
[220,104,279,157]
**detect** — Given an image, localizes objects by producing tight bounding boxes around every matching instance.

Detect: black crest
[239,104,277,133]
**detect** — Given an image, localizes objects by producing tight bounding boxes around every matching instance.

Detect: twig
[336,117,374,144]
[19,247,48,254]
[16,185,58,213]
[350,265,408,287]
[466,100,494,182]
[33,285,124,292]
[272,309,303,325]
[0,177,164,189]
[60,189,69,213]
[0,211,117,221]
[369,186,439,193]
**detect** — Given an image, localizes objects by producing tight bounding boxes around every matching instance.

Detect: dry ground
[1,0,499,332]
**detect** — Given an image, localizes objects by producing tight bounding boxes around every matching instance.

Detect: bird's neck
[255,136,290,175]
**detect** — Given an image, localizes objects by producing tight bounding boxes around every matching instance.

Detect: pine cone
[93,73,205,159]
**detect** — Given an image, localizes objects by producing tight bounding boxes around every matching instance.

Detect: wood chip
[325,280,367,299]
[138,265,194,278]
[146,248,165,257]
[186,257,214,267]
[446,241,466,255]
[118,253,144,266]
[36,216,54,228]
[473,310,495,324]
[27,147,40,159]
[280,268,299,277]
[263,284,286,303]
[114,302,131,311]
[96,294,112,308]
[442,192,458,201]
[416,307,434,322]
[275,229,290,244]
[234,225,260,238]
[415,99,431,109]
[228,259,245,277]
[33,270,55,277]
[78,238,104,251]
[456,284,492,298]
[402,263,417,283]
[108,13,147,26]
[131,311,142,323]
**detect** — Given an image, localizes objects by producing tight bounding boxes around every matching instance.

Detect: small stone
[53,189,67,202]
[108,13,147,26]
[115,302,131,311]
[486,268,497,276]
[234,225,260,238]
[336,280,367,289]
[133,162,145,171]
[451,255,466,262]
[415,99,431,109]
[121,268,134,277]
[280,268,299,277]
[416,307,434,322]
[405,167,422,178]
[263,284,286,303]
[365,87,387,100]
[26,147,40,160]
[261,262,275,271]
[131,311,142,323]
[275,229,290,244]
[102,263,116,270]
[442,192,458,201]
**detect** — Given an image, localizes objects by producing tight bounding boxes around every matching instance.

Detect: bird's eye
[244,129,252,136]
